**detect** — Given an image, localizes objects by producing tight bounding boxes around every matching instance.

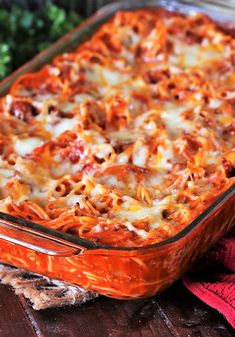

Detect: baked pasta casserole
[0,9,234,247]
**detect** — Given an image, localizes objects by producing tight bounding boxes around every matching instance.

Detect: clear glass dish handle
[0,213,85,257]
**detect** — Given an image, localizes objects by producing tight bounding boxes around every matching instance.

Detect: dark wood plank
[20,282,233,337]
[155,283,235,337]
[23,296,172,337]
[0,284,36,337]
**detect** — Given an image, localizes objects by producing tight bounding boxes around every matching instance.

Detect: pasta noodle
[0,9,234,247]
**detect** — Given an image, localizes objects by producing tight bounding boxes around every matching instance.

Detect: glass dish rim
[0,0,234,252]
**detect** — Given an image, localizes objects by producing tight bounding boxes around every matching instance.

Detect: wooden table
[0,281,233,337]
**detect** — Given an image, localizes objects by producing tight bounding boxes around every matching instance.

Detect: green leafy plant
[0,43,11,79]
[0,3,82,80]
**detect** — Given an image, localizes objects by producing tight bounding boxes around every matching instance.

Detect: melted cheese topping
[14,138,44,156]
[170,41,225,67]
[0,9,234,247]
[161,102,195,136]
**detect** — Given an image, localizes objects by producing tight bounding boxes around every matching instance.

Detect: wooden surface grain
[0,281,233,337]
[0,285,36,337]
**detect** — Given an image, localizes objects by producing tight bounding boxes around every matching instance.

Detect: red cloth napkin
[183,228,235,328]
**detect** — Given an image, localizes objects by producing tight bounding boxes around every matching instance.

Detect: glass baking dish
[0,0,234,299]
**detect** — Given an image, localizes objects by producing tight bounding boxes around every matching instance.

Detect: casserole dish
[0,0,234,299]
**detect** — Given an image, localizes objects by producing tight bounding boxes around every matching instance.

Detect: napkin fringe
[0,263,98,310]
